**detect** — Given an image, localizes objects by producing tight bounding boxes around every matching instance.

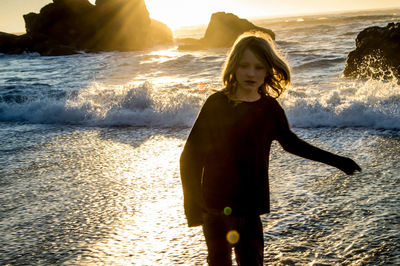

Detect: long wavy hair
[221,31,291,100]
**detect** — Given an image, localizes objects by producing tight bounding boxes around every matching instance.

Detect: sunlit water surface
[1,124,399,264]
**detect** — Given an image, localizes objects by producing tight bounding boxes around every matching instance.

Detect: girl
[180,32,361,265]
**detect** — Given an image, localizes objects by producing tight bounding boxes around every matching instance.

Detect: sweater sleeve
[272,99,345,170]
[180,97,213,227]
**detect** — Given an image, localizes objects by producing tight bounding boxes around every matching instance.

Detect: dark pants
[202,212,264,266]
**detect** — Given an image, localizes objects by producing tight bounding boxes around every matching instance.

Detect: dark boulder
[203,12,275,47]
[0,0,173,55]
[90,0,153,51]
[344,22,400,80]
[150,19,174,45]
[23,0,96,51]
[178,12,275,50]
[0,32,20,54]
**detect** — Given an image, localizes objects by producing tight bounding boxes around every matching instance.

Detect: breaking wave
[282,79,400,130]
[0,79,399,130]
[0,82,203,127]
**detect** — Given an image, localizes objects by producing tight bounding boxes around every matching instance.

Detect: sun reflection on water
[60,130,206,265]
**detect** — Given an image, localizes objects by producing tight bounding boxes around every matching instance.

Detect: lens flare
[226,230,240,244]
[223,206,232,216]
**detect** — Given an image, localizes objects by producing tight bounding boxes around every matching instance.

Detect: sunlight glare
[75,135,192,264]
[145,0,216,30]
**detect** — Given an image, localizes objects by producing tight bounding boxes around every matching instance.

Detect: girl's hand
[338,157,362,175]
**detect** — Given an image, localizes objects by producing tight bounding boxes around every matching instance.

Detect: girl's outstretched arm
[273,100,361,175]
[278,130,361,174]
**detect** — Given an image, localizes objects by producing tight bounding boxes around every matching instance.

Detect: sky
[0,0,399,33]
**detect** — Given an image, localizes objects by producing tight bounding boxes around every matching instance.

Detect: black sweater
[180,91,345,227]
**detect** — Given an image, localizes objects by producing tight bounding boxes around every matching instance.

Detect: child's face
[235,49,266,94]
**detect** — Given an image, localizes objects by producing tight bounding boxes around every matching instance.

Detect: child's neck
[235,89,261,102]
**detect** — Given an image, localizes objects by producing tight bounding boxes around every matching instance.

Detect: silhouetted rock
[344,22,400,80]
[0,0,173,55]
[178,12,275,50]
[0,32,20,54]
[91,0,152,51]
[203,12,275,47]
[150,19,174,45]
[23,0,96,53]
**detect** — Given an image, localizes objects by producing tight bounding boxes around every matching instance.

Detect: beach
[1,9,399,264]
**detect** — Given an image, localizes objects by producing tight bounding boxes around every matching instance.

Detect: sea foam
[0,82,203,127]
[0,79,399,130]
[283,79,400,130]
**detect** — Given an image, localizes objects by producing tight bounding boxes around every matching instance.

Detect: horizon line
[171,6,400,31]
[7,6,400,35]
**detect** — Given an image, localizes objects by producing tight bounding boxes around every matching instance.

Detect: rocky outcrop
[150,19,173,45]
[90,0,152,51]
[344,22,400,80]
[178,12,275,50]
[0,0,173,56]
[0,32,23,54]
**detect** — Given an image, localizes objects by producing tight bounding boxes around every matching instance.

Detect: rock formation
[0,0,173,56]
[178,12,275,50]
[344,22,400,80]
[90,0,152,51]
[150,19,173,45]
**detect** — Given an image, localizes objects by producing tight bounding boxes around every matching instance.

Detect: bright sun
[87,0,211,30]
[145,0,218,30]
[144,0,280,31]
[88,0,279,31]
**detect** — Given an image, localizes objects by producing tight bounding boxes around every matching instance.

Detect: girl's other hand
[338,156,362,175]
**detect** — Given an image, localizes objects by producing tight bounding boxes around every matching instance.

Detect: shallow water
[266,128,400,265]
[1,124,399,264]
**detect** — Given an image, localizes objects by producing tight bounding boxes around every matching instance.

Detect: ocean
[1,9,399,265]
